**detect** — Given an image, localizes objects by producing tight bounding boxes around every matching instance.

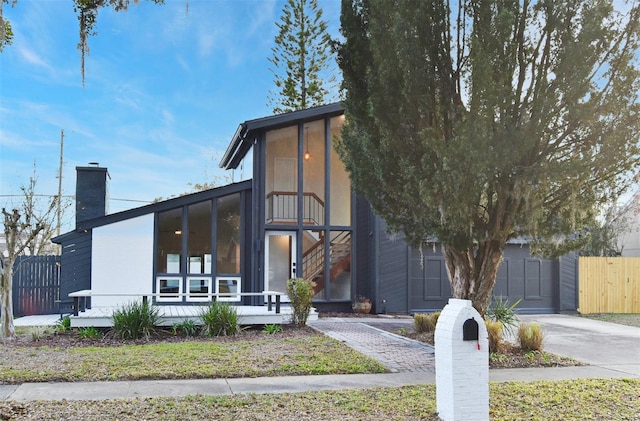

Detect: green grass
[0,334,385,383]
[1,379,638,420]
[580,313,640,328]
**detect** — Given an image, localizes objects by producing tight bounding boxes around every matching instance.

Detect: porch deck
[13,305,318,328]
[67,304,316,328]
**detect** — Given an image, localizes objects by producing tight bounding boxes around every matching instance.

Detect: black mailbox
[463,317,479,341]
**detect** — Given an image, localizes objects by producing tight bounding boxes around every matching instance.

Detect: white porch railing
[68,290,285,317]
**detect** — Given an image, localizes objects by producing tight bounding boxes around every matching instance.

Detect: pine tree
[268,0,335,114]
[337,0,640,315]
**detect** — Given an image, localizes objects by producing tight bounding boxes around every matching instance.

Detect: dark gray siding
[355,196,373,301]
[376,218,410,314]
[58,231,92,300]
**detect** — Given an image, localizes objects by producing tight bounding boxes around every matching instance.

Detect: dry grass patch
[1,379,638,420]
[0,328,386,384]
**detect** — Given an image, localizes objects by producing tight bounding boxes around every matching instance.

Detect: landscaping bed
[0,326,386,384]
[323,312,582,369]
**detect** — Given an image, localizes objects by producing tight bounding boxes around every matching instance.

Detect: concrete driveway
[519,314,640,377]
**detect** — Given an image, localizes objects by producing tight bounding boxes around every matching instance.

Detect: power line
[0,194,152,203]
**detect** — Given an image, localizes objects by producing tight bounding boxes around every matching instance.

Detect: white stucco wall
[91,214,154,307]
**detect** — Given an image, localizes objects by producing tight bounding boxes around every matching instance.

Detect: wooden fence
[579,257,640,314]
[11,255,61,317]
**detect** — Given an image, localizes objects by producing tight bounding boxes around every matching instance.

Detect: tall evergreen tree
[268,0,335,114]
[337,0,640,314]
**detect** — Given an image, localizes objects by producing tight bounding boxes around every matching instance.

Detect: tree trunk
[443,241,505,316]
[1,262,15,340]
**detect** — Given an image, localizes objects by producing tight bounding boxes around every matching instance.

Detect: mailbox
[463,317,479,341]
[435,299,489,421]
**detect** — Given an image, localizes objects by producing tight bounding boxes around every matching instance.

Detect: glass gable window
[154,192,242,303]
[157,208,183,274]
[302,120,325,225]
[188,201,212,274]
[264,116,353,302]
[330,115,351,226]
[265,125,298,224]
[217,193,241,275]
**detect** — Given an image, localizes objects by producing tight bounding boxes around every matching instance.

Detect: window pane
[157,277,181,301]
[217,193,241,274]
[302,120,325,226]
[330,116,351,226]
[216,277,241,302]
[188,201,212,274]
[302,229,325,298]
[265,125,298,224]
[157,208,183,273]
[187,277,211,302]
[328,230,351,300]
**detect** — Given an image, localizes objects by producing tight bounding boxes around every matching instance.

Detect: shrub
[430,311,440,326]
[413,313,435,333]
[487,296,521,335]
[286,278,316,326]
[54,316,71,334]
[111,300,160,340]
[519,322,544,352]
[262,324,283,334]
[199,301,239,337]
[172,319,198,337]
[78,326,101,339]
[414,313,435,334]
[29,326,51,342]
[485,319,504,354]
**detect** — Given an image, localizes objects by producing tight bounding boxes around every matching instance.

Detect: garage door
[409,244,557,313]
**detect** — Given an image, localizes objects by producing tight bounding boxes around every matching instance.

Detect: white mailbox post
[435,298,489,421]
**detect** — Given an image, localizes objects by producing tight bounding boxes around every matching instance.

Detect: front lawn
[0,328,386,384]
[1,378,638,420]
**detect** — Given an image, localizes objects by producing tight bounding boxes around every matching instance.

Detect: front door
[264,231,297,299]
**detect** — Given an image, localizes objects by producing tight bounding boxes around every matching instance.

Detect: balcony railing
[266,191,325,225]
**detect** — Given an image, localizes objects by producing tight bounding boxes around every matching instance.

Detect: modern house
[53,103,579,321]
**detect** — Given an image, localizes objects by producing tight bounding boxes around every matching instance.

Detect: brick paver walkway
[310,319,435,373]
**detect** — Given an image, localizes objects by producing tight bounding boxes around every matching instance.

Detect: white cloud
[17,46,53,71]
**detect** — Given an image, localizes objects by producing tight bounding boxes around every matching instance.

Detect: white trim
[186,276,212,302]
[156,276,182,302]
[215,276,241,302]
[264,231,296,302]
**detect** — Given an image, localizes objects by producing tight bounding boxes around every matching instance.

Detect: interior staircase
[302,231,351,294]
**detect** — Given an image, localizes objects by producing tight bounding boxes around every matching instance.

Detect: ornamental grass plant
[111,300,160,340]
[485,319,504,354]
[199,301,239,337]
[518,322,544,352]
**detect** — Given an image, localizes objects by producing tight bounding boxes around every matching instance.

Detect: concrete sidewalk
[2,314,638,402]
[1,366,635,402]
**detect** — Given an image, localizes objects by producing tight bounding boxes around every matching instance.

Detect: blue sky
[0,0,341,227]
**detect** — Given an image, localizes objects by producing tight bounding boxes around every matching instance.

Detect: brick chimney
[75,165,109,227]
